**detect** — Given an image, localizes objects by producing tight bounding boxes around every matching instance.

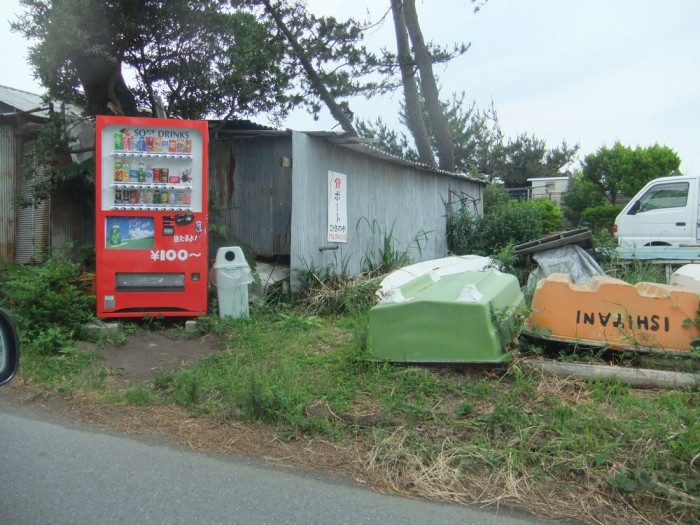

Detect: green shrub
[446,203,480,256]
[476,201,545,254]
[448,200,545,256]
[581,204,624,233]
[560,175,606,226]
[526,198,563,233]
[24,325,76,356]
[3,257,94,341]
[484,183,511,212]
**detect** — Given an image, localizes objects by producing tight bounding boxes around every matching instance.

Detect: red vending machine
[95,115,209,319]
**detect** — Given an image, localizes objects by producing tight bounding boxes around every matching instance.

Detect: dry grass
[297,273,381,316]
[364,426,662,525]
[362,368,699,525]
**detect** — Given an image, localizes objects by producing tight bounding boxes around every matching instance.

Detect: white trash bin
[213,246,253,318]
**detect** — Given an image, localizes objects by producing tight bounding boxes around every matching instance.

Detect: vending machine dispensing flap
[175,213,194,226]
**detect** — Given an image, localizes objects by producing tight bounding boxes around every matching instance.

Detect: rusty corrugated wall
[50,184,88,261]
[208,135,292,258]
[0,124,17,262]
[48,149,90,261]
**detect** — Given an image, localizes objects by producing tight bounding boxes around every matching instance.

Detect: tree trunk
[261,0,357,135]
[390,0,436,167]
[67,0,140,116]
[75,56,138,116]
[403,0,454,171]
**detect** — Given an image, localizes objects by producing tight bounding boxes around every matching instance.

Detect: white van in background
[614,174,700,249]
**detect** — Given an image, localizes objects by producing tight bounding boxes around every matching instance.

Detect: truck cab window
[637,182,688,212]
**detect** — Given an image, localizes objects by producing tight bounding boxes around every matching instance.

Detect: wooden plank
[514,229,592,255]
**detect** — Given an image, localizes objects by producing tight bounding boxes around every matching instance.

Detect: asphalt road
[0,397,542,525]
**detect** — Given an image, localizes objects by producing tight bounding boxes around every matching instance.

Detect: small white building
[527,176,569,204]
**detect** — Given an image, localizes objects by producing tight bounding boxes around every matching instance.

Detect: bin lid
[214,246,250,269]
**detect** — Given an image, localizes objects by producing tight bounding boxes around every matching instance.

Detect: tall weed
[357,218,412,274]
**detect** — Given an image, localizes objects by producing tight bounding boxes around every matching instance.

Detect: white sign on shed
[327,171,347,243]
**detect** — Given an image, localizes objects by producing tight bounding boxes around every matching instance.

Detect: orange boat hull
[527,274,699,353]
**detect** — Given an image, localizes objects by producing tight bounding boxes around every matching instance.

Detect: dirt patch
[86,330,223,384]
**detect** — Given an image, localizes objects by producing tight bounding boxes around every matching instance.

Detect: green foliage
[358,95,577,185]
[2,257,94,343]
[242,368,308,425]
[526,198,563,233]
[124,387,156,406]
[14,0,295,120]
[356,218,430,276]
[136,7,292,121]
[355,118,417,162]
[582,142,681,204]
[604,259,666,285]
[150,312,369,436]
[19,342,97,388]
[581,204,624,233]
[446,203,479,256]
[607,466,653,494]
[493,134,579,188]
[590,228,620,264]
[23,325,76,356]
[359,220,411,275]
[483,183,511,212]
[192,313,238,337]
[445,97,503,177]
[447,199,545,256]
[358,95,504,176]
[560,173,606,226]
[487,242,527,284]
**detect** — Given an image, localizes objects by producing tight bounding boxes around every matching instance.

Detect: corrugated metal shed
[0,123,17,261]
[209,134,292,258]
[207,126,485,285]
[0,85,91,264]
[209,127,484,273]
[15,140,50,264]
[289,132,484,284]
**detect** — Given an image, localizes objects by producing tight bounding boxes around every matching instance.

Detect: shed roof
[211,123,486,184]
[0,85,50,117]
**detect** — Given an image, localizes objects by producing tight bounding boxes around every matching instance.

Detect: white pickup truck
[614,174,700,259]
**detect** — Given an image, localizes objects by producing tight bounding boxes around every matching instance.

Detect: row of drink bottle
[114,188,191,206]
[114,129,192,154]
[115,161,192,184]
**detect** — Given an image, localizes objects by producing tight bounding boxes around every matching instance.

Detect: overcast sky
[2,0,698,174]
